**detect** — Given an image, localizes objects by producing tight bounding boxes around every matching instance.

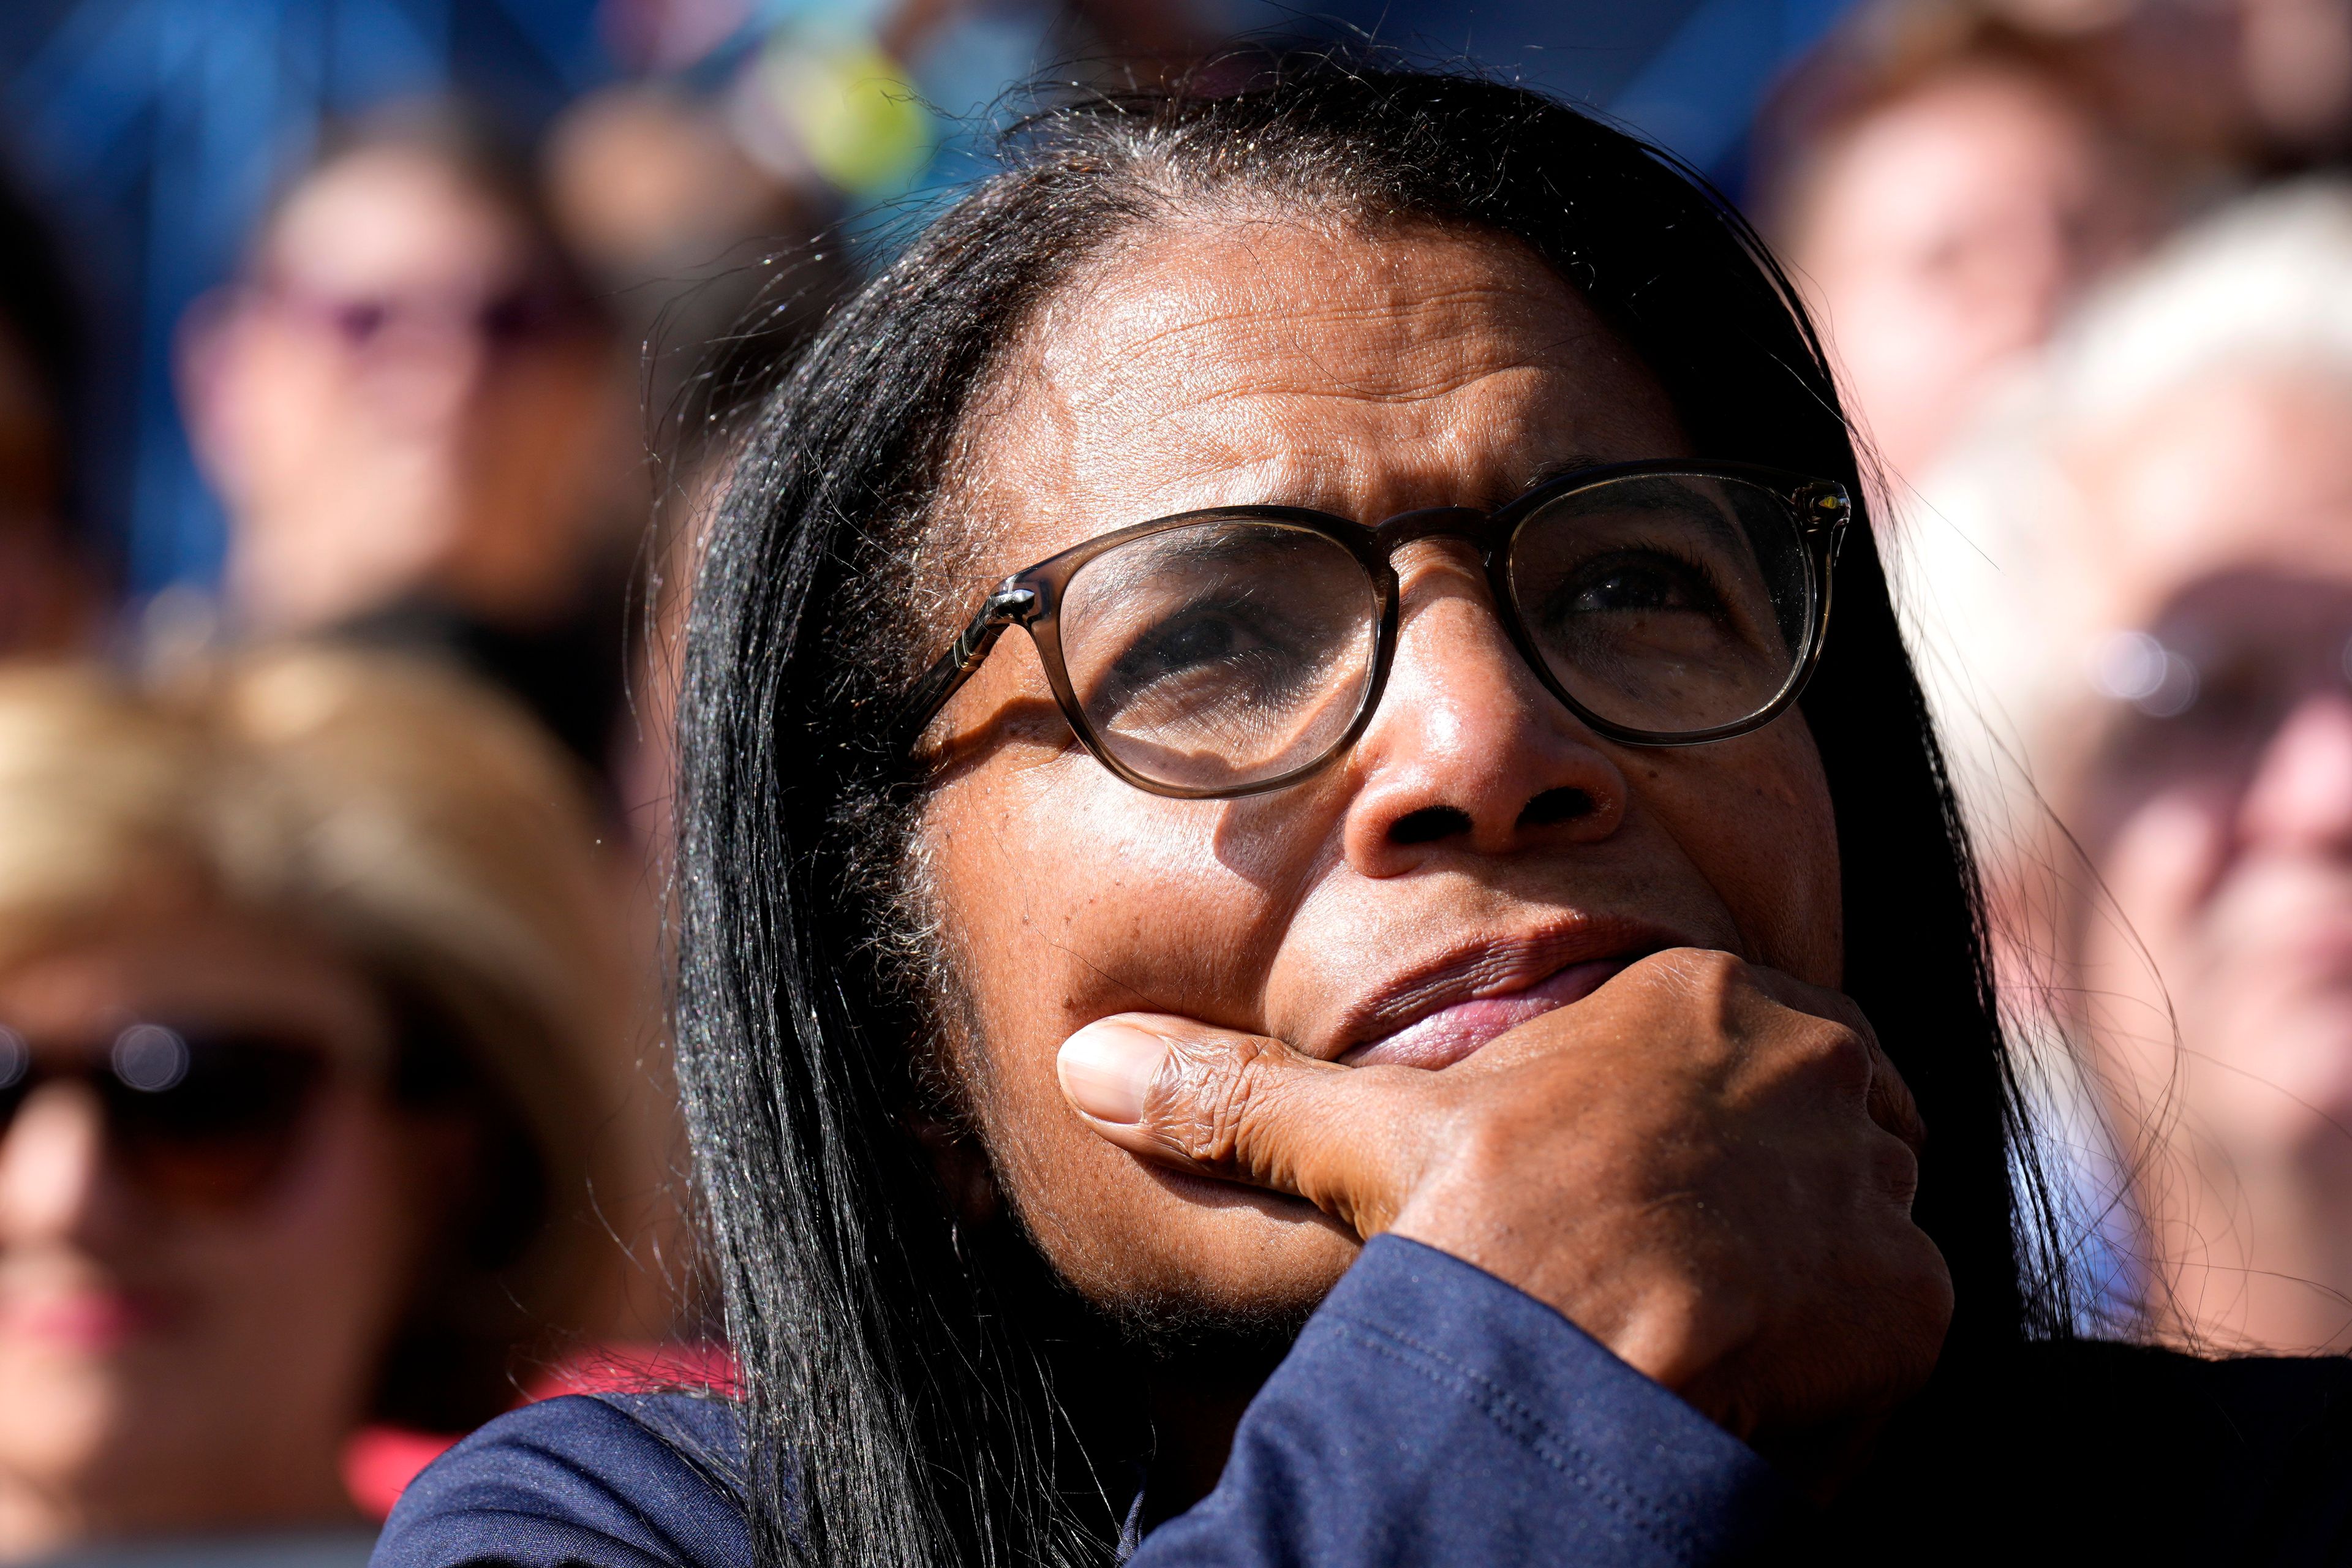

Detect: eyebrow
[1520,453,1618,493]
[1068,524,1311,598]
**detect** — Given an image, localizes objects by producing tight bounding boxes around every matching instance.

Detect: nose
[376,328,493,429]
[1341,546,1628,876]
[0,1081,111,1245]
[2240,692,2352,855]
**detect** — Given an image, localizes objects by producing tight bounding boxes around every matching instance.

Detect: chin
[1020,1172,1361,1349]
[0,1369,126,1478]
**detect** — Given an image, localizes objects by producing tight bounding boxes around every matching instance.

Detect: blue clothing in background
[375,1235,2352,1567]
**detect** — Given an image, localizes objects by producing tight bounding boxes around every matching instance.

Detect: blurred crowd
[4,0,2352,1558]
[0,0,1224,1558]
[1761,0,2352,1350]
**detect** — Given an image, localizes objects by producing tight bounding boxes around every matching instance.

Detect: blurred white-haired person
[0,649,671,1563]
[1901,181,2352,1351]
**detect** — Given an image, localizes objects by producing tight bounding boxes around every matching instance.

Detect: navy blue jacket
[375,1236,2352,1566]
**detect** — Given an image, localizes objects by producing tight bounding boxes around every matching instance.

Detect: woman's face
[920,217,1845,1327]
[191,147,624,631]
[1792,67,2149,484]
[2064,374,2352,1161]
[0,906,443,1547]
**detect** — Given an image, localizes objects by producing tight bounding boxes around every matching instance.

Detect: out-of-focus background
[1,0,1859,614]
[5,0,2352,1561]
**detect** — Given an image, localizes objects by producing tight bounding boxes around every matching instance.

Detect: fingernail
[1057,1022,1170,1125]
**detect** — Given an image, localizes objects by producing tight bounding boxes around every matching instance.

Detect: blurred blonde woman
[0,649,671,1564]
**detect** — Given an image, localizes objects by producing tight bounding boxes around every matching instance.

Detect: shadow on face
[913,216,1845,1332]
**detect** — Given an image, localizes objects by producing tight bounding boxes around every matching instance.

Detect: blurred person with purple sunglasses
[1903,183,2352,1352]
[179,107,635,778]
[0,648,672,1564]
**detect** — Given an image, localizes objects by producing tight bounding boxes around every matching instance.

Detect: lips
[0,1285,175,1352]
[1329,919,1694,1072]
[1340,958,1631,1069]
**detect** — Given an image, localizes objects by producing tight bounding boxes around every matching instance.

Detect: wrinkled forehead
[948,214,1689,578]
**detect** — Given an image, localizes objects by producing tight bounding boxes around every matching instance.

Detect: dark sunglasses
[899,460,1852,799]
[0,1024,331,1212]
[263,280,584,355]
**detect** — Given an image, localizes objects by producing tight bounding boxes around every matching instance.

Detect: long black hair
[676,59,2067,1568]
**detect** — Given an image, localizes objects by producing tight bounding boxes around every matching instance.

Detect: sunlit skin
[186,146,623,633]
[0,908,446,1557]
[914,216,1949,1487]
[2059,371,2352,1351]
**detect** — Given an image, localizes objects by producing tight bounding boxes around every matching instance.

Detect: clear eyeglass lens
[1057,520,1381,792]
[1506,474,1812,737]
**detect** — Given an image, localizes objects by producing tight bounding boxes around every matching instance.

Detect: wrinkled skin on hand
[1061,948,1952,1469]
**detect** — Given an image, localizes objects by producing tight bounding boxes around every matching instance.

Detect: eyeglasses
[2086,612,2352,784]
[899,461,1852,799]
[0,1024,331,1212]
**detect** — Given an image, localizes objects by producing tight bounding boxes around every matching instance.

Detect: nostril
[1389,805,1474,845]
[1518,786,1595,828]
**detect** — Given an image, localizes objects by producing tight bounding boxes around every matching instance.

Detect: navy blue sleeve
[374,1239,1790,1567]
[371,1392,752,1568]
[1134,1234,1795,1566]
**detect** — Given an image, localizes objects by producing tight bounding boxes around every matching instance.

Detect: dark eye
[1090,595,1324,725]
[1108,604,1280,692]
[1562,552,1719,616]
[1144,613,1247,669]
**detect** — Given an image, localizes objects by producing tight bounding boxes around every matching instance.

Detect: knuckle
[1689,946,1747,982]
[1147,1033,1286,1170]
[1823,991,1877,1042]
[1783,1016,1874,1099]
[1628,944,1728,993]
[1869,1133,1923,1212]
[1879,1071,1930,1152]
[1630,948,1755,1049]
[1886,1233,1958,1339]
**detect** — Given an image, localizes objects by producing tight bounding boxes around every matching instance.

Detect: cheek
[13,1092,427,1464]
[930,750,1294,1073]
[2082,788,2228,949]
[179,1091,421,1382]
[932,758,1269,1142]
[925,757,1350,1307]
[1634,720,1843,985]
[246,336,357,442]
[2072,791,2231,1066]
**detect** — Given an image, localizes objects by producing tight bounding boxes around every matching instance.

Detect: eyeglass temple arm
[895,584,1040,747]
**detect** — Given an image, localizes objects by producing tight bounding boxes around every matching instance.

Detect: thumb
[1057,1012,1426,1237]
